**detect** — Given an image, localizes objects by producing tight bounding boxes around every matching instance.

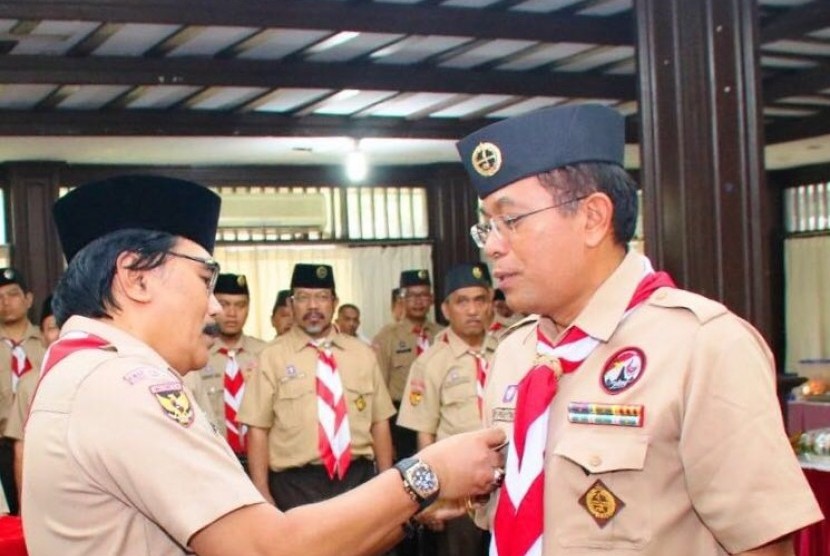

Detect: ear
[441,299,450,321]
[582,192,614,248]
[113,251,154,304]
[24,292,34,310]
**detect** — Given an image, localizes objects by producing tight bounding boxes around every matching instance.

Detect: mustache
[202,323,221,337]
[303,312,326,320]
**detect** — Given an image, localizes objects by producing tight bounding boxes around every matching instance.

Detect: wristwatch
[394,457,440,512]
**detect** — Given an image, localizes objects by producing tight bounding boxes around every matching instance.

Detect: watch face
[410,464,438,494]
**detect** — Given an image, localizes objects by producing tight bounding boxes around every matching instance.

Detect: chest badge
[355,395,367,411]
[409,378,425,406]
[601,347,646,394]
[502,384,518,403]
[579,479,625,528]
[150,383,194,427]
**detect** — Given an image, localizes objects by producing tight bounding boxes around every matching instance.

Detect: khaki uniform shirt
[480,251,822,554]
[4,369,36,441]
[372,318,442,402]
[398,329,496,441]
[198,334,266,435]
[22,316,264,556]
[239,326,395,472]
[488,313,523,342]
[0,323,45,436]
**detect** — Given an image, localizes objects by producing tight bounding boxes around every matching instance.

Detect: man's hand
[418,427,506,501]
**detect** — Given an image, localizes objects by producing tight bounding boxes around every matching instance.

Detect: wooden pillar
[1,162,66,313]
[635,0,782,360]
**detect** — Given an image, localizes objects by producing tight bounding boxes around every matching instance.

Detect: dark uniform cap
[273,289,291,312]
[456,104,625,198]
[53,174,221,263]
[40,294,54,325]
[214,273,249,296]
[443,263,492,299]
[400,269,431,288]
[0,268,26,290]
[291,264,335,290]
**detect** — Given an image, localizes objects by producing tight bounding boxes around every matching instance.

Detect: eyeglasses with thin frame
[165,251,221,293]
[292,291,335,304]
[470,195,590,248]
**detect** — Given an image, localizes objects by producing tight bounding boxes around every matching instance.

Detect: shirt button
[589,455,602,468]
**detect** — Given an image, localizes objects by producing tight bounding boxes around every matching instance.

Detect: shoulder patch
[648,288,728,324]
[150,382,194,427]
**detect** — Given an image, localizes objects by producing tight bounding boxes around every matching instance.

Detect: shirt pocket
[550,430,651,550]
[274,379,314,431]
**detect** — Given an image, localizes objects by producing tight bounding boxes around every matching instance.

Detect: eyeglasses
[470,195,589,248]
[292,292,334,304]
[165,251,221,293]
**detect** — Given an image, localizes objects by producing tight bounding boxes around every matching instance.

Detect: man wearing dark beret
[457,103,820,555]
[0,267,45,515]
[372,270,443,455]
[487,288,523,341]
[240,263,395,510]
[198,273,266,468]
[398,263,496,556]
[269,289,294,339]
[22,174,507,556]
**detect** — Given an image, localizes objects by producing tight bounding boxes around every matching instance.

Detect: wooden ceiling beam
[0,0,634,46]
[0,109,642,142]
[761,2,830,43]
[0,54,637,100]
[763,61,830,102]
[765,108,830,144]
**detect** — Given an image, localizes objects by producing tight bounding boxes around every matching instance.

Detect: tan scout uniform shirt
[199,334,266,435]
[0,323,44,436]
[373,318,442,402]
[398,329,496,441]
[22,316,264,556]
[481,251,822,555]
[238,326,395,472]
[4,369,35,441]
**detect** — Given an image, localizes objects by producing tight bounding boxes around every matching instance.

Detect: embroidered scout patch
[567,402,644,427]
[601,347,645,393]
[150,382,194,427]
[579,479,625,528]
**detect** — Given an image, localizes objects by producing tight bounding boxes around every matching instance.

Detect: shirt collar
[443,328,497,359]
[568,250,646,343]
[60,315,172,371]
[285,324,344,353]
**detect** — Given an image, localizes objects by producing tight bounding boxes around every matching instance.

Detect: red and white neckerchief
[3,338,33,393]
[489,321,505,334]
[25,331,110,426]
[472,350,489,418]
[310,339,352,480]
[491,258,675,556]
[218,346,246,454]
[414,326,430,355]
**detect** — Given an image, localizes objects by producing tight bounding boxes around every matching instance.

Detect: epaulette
[648,288,728,325]
[498,314,539,342]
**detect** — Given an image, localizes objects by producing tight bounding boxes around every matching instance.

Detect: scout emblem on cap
[237,275,246,287]
[3,269,13,280]
[418,269,428,280]
[601,347,645,394]
[150,383,194,427]
[471,142,502,177]
[316,265,328,279]
[579,479,625,528]
[472,266,483,279]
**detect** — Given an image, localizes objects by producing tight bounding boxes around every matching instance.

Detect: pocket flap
[553,431,648,473]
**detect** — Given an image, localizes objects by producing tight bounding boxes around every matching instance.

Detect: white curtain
[213,244,432,340]
[784,236,830,373]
